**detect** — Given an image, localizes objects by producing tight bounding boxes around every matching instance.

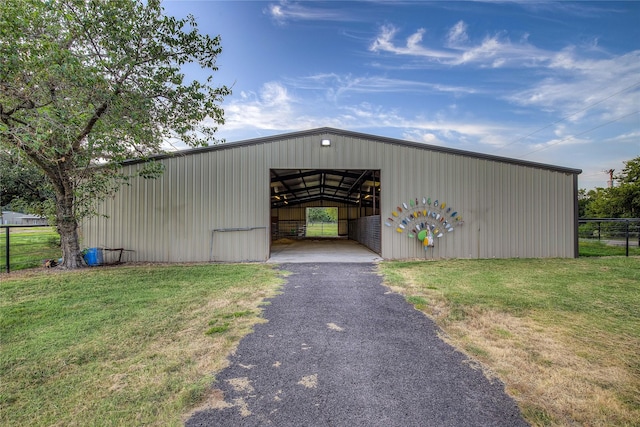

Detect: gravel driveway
[186,263,528,426]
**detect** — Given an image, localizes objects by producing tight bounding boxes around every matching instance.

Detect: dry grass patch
[381,258,640,426]
[450,310,632,425]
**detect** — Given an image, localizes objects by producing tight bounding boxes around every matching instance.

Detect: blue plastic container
[84,248,103,266]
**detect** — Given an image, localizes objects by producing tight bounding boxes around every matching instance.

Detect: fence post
[625,220,629,257]
[4,227,9,274]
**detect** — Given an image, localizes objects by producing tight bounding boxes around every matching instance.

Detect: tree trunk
[56,189,86,269]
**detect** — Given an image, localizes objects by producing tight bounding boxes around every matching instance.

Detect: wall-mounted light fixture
[321,139,331,147]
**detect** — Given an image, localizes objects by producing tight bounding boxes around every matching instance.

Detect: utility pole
[604,169,615,188]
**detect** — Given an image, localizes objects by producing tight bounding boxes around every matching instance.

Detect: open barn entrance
[270,169,381,261]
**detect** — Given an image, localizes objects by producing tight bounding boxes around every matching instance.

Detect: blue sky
[163,1,639,189]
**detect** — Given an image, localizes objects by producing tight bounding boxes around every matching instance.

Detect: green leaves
[582,157,640,218]
[1,0,229,267]
[2,0,230,173]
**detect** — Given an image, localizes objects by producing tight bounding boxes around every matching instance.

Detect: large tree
[0,0,230,268]
[615,157,640,217]
[582,156,640,218]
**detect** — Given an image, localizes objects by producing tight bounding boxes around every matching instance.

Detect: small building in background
[1,211,49,226]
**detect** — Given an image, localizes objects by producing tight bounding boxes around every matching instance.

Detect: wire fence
[1,225,62,273]
[578,218,640,257]
[2,219,637,273]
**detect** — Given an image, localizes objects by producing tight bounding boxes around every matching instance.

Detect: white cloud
[220,77,516,152]
[453,34,552,68]
[525,135,590,155]
[290,73,478,103]
[398,117,515,150]
[337,106,512,150]
[223,81,295,131]
[266,1,351,24]
[403,130,445,146]
[607,130,640,142]
[447,21,468,46]
[369,25,457,60]
[554,124,567,138]
[371,22,553,68]
[407,29,426,50]
[507,51,640,120]
[259,81,292,106]
[369,21,640,125]
[218,17,637,164]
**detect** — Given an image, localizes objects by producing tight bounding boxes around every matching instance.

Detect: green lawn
[381,257,640,426]
[305,222,338,237]
[0,264,282,426]
[579,239,640,256]
[0,227,61,272]
[2,229,639,426]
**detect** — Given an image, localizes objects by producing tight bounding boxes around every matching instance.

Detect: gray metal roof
[125,127,583,176]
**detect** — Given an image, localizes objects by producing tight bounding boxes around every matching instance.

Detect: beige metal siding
[378,151,575,260]
[81,130,577,262]
[82,147,271,262]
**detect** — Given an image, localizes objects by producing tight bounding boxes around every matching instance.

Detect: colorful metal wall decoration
[384,197,464,250]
